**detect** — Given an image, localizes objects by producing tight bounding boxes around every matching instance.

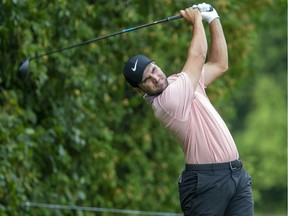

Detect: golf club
[18,6,212,80]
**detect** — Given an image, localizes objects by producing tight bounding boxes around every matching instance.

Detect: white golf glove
[192,3,219,23]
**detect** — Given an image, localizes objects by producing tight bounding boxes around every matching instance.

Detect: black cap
[123,54,154,87]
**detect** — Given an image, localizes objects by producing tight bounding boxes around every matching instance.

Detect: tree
[0,0,285,215]
[234,0,287,212]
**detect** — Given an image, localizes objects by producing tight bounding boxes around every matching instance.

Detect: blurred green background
[0,0,286,215]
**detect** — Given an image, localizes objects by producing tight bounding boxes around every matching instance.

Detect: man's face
[138,62,168,96]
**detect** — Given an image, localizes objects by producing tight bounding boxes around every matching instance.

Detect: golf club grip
[167,5,213,21]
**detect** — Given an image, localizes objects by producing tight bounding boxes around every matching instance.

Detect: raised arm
[204,18,228,87]
[194,3,228,87]
[180,8,208,89]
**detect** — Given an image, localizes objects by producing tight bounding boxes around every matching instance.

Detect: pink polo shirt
[144,70,239,164]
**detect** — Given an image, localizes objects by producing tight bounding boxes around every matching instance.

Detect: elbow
[222,56,229,73]
[219,62,229,74]
[222,63,229,73]
[213,63,229,78]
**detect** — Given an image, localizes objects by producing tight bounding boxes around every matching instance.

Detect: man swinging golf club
[123,3,254,216]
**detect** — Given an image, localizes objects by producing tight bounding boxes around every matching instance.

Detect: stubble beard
[151,78,169,96]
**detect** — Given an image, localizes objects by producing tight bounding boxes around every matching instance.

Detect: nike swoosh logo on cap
[131,59,138,71]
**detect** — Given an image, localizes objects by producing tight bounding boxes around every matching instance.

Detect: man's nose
[151,74,159,83]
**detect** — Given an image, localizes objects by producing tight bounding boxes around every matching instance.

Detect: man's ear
[132,87,144,94]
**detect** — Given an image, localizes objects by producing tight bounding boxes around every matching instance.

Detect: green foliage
[0,0,286,215]
[234,0,287,213]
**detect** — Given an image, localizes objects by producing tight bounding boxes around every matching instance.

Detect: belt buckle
[229,160,238,171]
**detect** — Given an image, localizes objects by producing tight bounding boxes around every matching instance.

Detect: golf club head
[18,58,31,80]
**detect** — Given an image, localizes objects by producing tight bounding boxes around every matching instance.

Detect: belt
[185,159,243,171]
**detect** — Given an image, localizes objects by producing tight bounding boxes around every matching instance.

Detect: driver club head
[18,58,31,80]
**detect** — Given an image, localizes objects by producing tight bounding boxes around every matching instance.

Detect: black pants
[178,160,254,216]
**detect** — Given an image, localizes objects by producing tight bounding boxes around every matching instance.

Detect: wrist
[209,17,220,24]
[207,10,219,23]
[194,17,203,25]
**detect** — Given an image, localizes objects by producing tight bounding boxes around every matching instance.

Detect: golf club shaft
[30,15,182,60]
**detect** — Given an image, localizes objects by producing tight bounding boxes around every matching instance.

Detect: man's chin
[160,80,169,91]
[146,80,168,96]
[151,85,168,96]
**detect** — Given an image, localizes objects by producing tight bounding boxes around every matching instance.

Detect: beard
[147,78,169,96]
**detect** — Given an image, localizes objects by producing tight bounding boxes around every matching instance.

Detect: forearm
[207,19,228,70]
[180,8,207,88]
[188,19,208,61]
[183,19,207,87]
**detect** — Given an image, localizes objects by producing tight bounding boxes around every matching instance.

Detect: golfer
[123,3,253,216]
